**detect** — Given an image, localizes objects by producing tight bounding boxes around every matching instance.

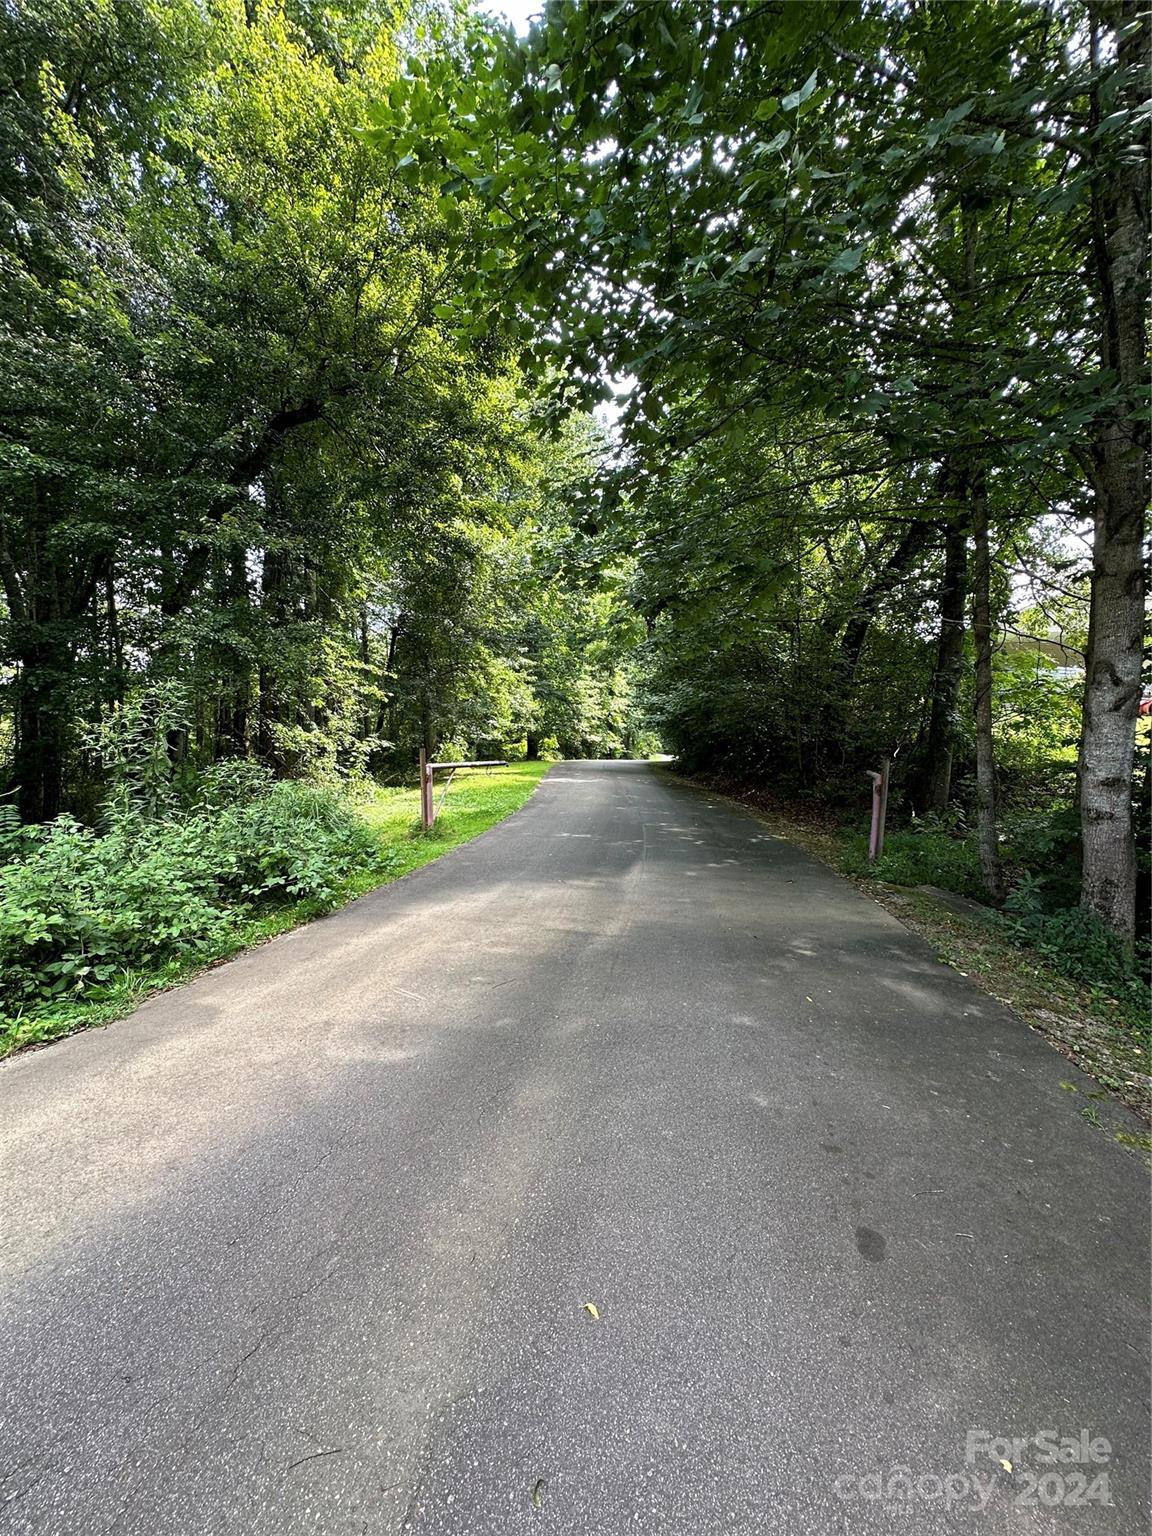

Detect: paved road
[1,763,1148,1536]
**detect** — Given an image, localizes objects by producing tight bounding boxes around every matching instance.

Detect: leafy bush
[1000,806,1082,911]
[0,782,377,1022]
[837,808,1148,1010]
[193,758,277,811]
[83,681,191,823]
[1000,890,1150,1007]
[844,827,986,899]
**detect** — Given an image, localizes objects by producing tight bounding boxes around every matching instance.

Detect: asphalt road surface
[1,762,1148,1536]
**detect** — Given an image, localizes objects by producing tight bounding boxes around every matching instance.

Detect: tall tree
[1076,0,1148,939]
[371,0,1147,932]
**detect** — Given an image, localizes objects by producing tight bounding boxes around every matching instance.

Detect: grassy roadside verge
[665,770,1150,1155]
[0,761,549,1061]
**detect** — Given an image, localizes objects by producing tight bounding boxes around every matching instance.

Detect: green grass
[354,760,550,878]
[0,762,549,1059]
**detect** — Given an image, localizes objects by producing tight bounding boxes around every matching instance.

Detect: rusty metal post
[867,771,881,860]
[419,748,434,830]
[420,757,505,829]
[867,756,891,862]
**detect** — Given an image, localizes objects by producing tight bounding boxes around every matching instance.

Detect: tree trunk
[822,520,931,763]
[1078,0,1149,940]
[13,640,69,822]
[837,521,931,685]
[358,605,373,740]
[2,503,97,821]
[970,472,1003,903]
[257,545,284,766]
[105,562,126,701]
[214,546,252,758]
[917,516,968,815]
[525,732,541,761]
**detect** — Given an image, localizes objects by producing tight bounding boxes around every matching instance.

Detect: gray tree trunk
[1078,0,1150,941]
[919,513,969,816]
[970,473,1004,903]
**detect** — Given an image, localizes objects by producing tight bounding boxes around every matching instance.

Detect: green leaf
[826,246,864,274]
[781,71,818,112]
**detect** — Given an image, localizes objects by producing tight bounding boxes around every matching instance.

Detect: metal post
[867,757,891,862]
[419,756,506,830]
[419,748,434,830]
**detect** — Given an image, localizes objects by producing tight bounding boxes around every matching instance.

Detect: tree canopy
[368,0,1149,938]
[1,0,1147,948]
[1,0,649,828]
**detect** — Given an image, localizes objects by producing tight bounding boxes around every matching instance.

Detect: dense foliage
[370,0,1148,943]
[1,0,1147,1037]
[0,771,375,1016]
[0,0,653,1033]
[0,0,648,827]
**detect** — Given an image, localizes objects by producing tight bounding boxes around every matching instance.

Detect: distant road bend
[0,761,1148,1535]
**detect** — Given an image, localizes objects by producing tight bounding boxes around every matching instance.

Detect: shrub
[83,681,191,823]
[1000,890,1150,1007]
[0,782,377,1021]
[843,827,986,899]
[1000,806,1082,911]
[193,758,276,811]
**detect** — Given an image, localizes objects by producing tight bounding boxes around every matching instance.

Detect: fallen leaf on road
[583,1302,600,1319]
[532,1478,548,1510]
[1000,1459,1012,1472]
